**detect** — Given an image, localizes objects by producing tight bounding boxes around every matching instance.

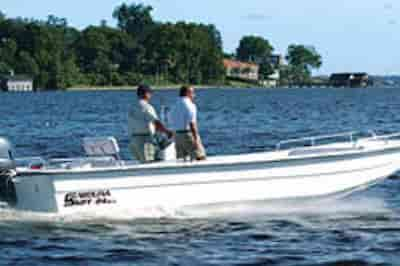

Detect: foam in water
[0,195,391,224]
[0,202,189,223]
[176,196,390,219]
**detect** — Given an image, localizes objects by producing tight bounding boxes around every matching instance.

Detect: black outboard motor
[0,137,17,204]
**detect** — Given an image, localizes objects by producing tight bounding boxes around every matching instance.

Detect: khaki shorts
[129,136,156,163]
[175,132,206,160]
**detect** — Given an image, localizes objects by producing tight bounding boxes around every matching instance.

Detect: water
[1,87,400,265]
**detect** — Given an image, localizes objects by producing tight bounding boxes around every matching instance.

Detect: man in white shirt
[170,86,206,161]
[128,85,173,163]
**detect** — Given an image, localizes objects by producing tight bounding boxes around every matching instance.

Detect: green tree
[0,38,17,74]
[285,44,322,84]
[0,11,5,21]
[74,26,112,74]
[143,23,179,82]
[142,22,224,84]
[22,22,64,89]
[15,51,39,76]
[236,36,273,63]
[0,3,227,88]
[14,20,81,89]
[74,25,139,86]
[236,36,274,80]
[113,3,154,39]
[200,24,225,83]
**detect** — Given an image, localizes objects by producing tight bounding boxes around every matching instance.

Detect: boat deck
[15,138,400,176]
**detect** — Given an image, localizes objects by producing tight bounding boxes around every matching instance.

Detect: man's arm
[144,104,173,138]
[155,120,173,138]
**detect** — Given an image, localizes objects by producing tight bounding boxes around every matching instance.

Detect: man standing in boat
[170,86,206,161]
[128,85,173,163]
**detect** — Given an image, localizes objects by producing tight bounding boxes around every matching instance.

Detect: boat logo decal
[64,190,116,207]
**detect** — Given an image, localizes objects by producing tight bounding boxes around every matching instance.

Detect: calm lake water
[0,87,400,265]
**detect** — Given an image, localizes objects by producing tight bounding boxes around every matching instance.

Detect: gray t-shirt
[128,100,159,136]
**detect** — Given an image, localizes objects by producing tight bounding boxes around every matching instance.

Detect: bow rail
[276,131,359,150]
[369,132,400,143]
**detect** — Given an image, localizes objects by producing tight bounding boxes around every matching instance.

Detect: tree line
[0,4,323,90]
[0,4,225,89]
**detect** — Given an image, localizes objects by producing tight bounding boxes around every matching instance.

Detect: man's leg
[193,136,206,160]
[143,136,156,162]
[130,136,156,163]
[181,132,206,161]
[129,138,145,163]
[175,133,189,160]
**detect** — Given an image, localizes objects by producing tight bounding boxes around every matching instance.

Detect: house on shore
[260,54,285,87]
[330,73,372,87]
[0,75,34,92]
[223,59,259,81]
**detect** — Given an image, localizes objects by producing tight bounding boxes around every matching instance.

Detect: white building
[259,55,284,87]
[223,59,259,81]
[1,75,34,92]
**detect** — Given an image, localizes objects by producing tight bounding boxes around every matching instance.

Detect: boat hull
[11,146,400,214]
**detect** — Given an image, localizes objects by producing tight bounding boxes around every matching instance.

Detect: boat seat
[82,137,121,160]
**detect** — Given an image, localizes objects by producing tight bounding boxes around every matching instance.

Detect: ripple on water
[1,88,400,265]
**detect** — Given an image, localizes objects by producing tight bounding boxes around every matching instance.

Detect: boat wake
[0,195,391,224]
[177,196,390,220]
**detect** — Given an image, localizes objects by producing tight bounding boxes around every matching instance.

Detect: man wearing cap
[128,85,173,163]
[170,85,206,161]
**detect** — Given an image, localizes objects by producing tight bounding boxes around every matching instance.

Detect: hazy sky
[1,0,399,75]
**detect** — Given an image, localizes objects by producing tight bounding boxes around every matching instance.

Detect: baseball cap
[137,84,153,97]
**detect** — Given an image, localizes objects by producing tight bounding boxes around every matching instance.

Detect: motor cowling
[154,134,176,161]
[0,137,17,204]
[156,106,177,161]
[0,138,15,171]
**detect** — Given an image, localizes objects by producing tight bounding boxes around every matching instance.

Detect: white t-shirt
[128,100,159,136]
[170,97,197,131]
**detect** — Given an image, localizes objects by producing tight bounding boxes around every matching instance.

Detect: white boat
[1,131,400,214]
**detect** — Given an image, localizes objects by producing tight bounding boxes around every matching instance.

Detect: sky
[1,0,399,75]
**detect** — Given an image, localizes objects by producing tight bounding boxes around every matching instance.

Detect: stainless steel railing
[369,132,400,143]
[275,130,400,150]
[276,131,359,150]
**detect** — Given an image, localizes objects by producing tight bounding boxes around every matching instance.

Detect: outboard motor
[0,137,17,204]
[154,134,176,161]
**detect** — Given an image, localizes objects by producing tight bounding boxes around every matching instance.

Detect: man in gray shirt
[128,85,173,163]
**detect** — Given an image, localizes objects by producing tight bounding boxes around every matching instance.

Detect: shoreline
[67,85,217,91]
[65,85,392,92]
[66,82,260,91]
